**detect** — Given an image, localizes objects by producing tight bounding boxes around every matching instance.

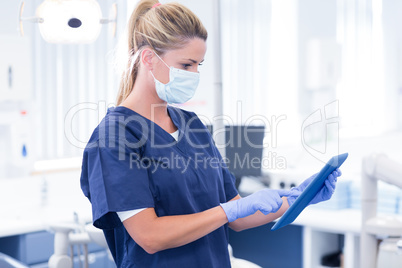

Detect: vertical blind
[336,0,387,138]
[220,0,300,147]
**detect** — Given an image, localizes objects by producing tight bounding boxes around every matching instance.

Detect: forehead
[165,38,207,60]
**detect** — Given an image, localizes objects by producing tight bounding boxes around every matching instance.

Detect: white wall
[298,0,338,117]
[0,1,21,36]
[383,0,402,128]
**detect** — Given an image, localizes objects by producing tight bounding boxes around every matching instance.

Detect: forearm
[124,206,228,254]
[228,196,290,232]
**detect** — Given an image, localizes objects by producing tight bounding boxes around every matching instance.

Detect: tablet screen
[271,153,349,231]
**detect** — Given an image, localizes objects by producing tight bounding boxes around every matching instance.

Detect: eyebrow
[186,59,205,64]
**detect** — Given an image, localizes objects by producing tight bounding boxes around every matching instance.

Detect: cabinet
[0,36,32,102]
[296,208,361,268]
[229,222,303,268]
[229,208,362,268]
[0,231,115,267]
[303,227,360,268]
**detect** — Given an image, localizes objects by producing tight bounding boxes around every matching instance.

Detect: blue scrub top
[80,105,238,267]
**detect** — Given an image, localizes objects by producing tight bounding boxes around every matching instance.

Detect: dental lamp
[361,153,402,268]
[19,0,117,44]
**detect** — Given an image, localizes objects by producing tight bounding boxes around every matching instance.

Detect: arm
[228,194,290,232]
[122,206,228,254]
[124,170,341,254]
[123,187,286,254]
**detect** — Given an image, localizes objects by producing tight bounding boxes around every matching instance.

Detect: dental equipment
[361,153,402,268]
[48,212,109,268]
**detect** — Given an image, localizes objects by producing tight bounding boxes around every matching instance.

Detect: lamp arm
[99,18,114,24]
[22,17,44,23]
[19,1,44,37]
[100,3,118,37]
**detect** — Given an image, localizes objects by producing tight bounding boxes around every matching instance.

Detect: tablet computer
[271,153,349,231]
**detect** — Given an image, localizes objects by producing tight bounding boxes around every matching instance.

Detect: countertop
[0,169,92,237]
[1,169,400,238]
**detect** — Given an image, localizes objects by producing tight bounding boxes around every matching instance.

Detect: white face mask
[150,51,200,104]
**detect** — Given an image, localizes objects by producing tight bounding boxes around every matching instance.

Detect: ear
[141,48,154,71]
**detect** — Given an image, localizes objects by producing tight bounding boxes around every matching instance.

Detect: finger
[272,199,283,213]
[259,204,273,215]
[325,176,336,192]
[336,168,342,176]
[271,206,281,213]
[333,168,341,177]
[276,197,284,208]
[330,171,339,181]
[325,174,336,188]
[259,197,283,214]
[276,189,292,197]
[328,173,337,183]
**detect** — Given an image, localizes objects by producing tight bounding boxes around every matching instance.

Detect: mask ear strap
[150,70,156,79]
[153,50,170,69]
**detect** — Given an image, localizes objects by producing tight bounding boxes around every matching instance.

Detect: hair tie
[152,3,162,8]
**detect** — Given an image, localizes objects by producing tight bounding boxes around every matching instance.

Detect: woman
[80,1,341,267]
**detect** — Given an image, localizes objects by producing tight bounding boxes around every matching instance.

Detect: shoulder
[85,107,148,150]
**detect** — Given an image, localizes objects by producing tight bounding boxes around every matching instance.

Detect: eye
[182,63,192,70]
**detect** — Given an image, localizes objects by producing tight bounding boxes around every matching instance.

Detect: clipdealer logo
[301,100,340,163]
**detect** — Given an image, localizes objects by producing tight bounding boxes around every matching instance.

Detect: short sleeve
[210,141,238,202]
[80,137,154,230]
[220,156,239,202]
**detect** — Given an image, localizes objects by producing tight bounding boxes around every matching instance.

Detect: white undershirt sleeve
[116,208,147,222]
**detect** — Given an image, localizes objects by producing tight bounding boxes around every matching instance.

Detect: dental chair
[0,252,29,268]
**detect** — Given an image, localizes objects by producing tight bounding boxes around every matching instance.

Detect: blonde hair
[116,0,208,106]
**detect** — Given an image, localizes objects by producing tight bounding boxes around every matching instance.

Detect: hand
[220,189,289,222]
[285,168,342,207]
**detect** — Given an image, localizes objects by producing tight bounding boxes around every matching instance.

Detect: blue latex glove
[220,189,289,222]
[285,168,342,207]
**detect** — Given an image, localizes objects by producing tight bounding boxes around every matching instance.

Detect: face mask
[150,51,200,104]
